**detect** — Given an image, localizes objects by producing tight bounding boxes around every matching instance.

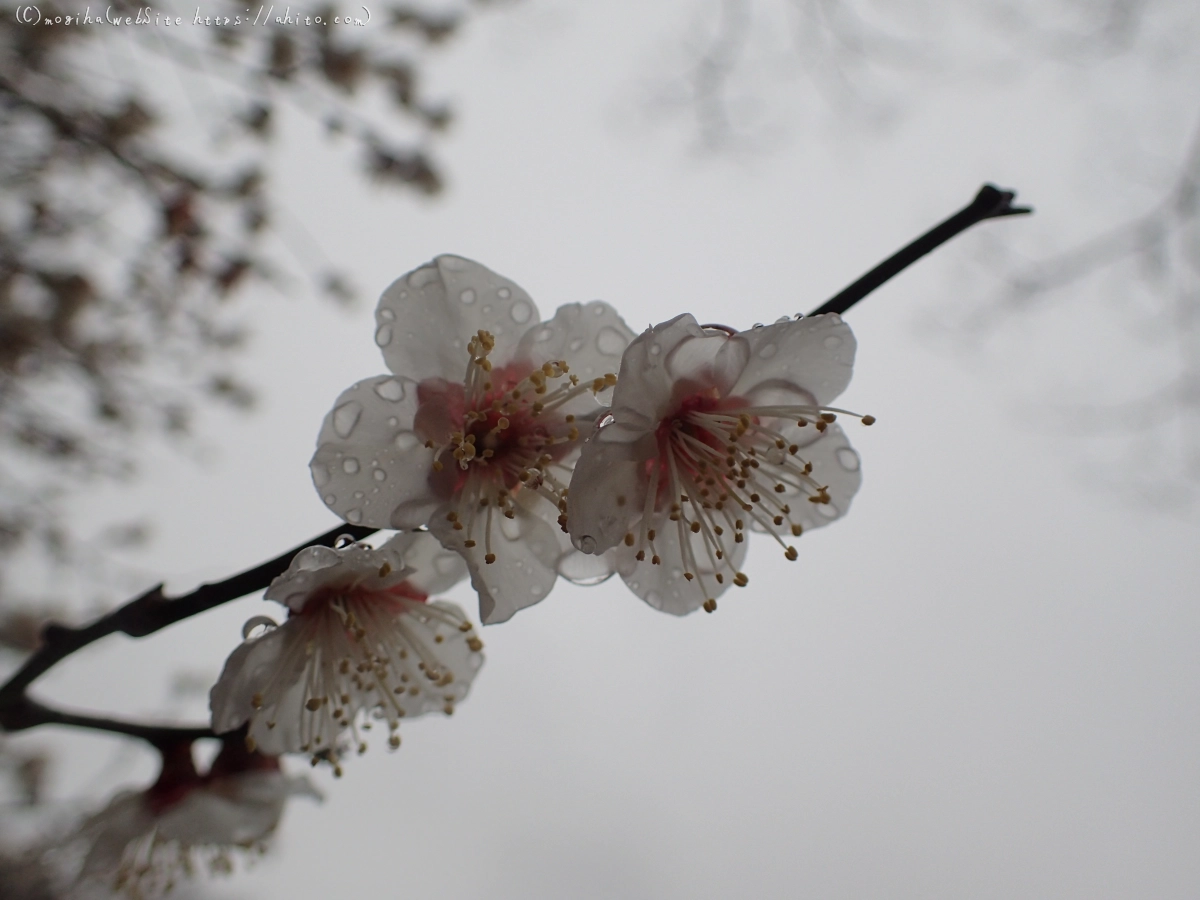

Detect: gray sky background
[8,1,1199,898]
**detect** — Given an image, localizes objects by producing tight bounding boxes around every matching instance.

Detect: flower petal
[264,536,412,613]
[566,430,649,555]
[209,626,312,755]
[731,313,856,406]
[430,496,561,624]
[514,301,634,409]
[311,375,440,530]
[377,531,467,597]
[615,517,749,616]
[375,255,540,381]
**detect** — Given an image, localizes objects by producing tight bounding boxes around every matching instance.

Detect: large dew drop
[374,379,406,402]
[460,288,476,305]
[835,446,860,471]
[342,457,360,475]
[596,326,627,355]
[375,325,393,347]
[510,300,532,324]
[332,401,362,438]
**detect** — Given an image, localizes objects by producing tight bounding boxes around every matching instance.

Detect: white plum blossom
[310,255,636,623]
[75,741,318,898]
[209,531,482,772]
[567,313,872,615]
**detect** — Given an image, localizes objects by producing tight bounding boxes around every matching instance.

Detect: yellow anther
[702,599,717,613]
[785,546,798,561]
[862,415,876,426]
[484,553,496,564]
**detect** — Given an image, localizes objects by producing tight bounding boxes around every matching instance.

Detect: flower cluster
[207,254,870,788]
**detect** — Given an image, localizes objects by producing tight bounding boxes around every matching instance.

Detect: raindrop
[578,535,597,554]
[533,327,554,342]
[242,615,278,639]
[387,417,399,427]
[596,326,627,355]
[374,379,406,402]
[670,568,683,579]
[836,447,860,471]
[342,457,360,475]
[460,288,476,305]
[568,337,584,352]
[374,468,387,481]
[816,503,838,519]
[649,343,662,356]
[645,590,662,607]
[353,491,365,499]
[823,335,843,350]
[497,287,511,299]
[481,305,492,315]
[379,308,395,321]
[310,463,330,487]
[499,516,522,541]
[346,508,363,524]
[394,432,419,451]
[593,305,606,316]
[332,401,362,438]
[757,343,777,359]
[557,550,614,585]
[324,494,337,505]
[333,534,355,549]
[511,301,533,324]
[752,322,764,329]
[775,316,791,324]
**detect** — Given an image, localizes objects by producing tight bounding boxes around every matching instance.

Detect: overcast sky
[11,1,1200,898]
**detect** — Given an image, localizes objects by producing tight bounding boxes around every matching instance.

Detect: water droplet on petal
[394,432,419,452]
[459,288,476,305]
[645,590,661,607]
[596,326,627,355]
[481,304,492,315]
[345,508,363,524]
[332,401,362,438]
[568,337,584,352]
[510,300,532,324]
[499,515,522,541]
[374,379,406,402]
[242,615,278,639]
[333,534,356,550]
[434,554,460,575]
[757,342,777,359]
[375,325,393,347]
[649,344,662,357]
[387,417,399,427]
[670,567,683,579]
[324,494,337,505]
[373,468,387,481]
[578,535,597,554]
[533,326,554,342]
[816,503,838,519]
[824,334,843,350]
[342,457,360,474]
[835,447,860,471]
[379,308,396,321]
[497,287,511,299]
[311,463,330,487]
[408,267,438,289]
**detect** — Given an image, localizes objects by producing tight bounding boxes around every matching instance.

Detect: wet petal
[377,531,467,597]
[514,301,634,411]
[209,625,302,753]
[566,430,648,555]
[312,375,440,530]
[609,314,709,424]
[431,497,561,624]
[376,256,539,380]
[731,313,856,406]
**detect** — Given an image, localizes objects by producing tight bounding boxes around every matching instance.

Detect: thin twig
[809,183,1032,317]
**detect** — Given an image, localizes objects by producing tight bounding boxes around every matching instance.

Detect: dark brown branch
[0,522,378,743]
[809,183,1032,317]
